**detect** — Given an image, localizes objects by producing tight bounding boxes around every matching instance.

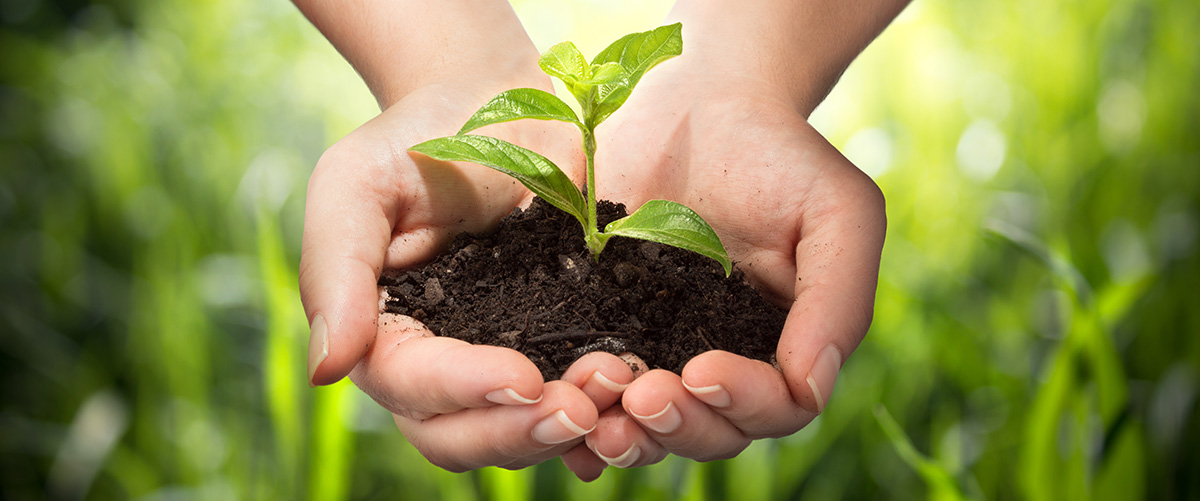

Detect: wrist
[633,54,800,117]
[294,0,547,110]
[665,0,909,117]
[379,56,552,112]
[665,21,825,116]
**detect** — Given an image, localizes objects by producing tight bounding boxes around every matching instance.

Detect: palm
[302,80,607,472]
[566,67,887,472]
[595,74,871,307]
[303,83,583,277]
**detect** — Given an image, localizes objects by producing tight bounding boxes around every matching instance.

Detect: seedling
[410,23,731,275]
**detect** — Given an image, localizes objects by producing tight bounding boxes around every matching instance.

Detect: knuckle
[743,416,808,440]
[307,133,406,205]
[308,140,359,192]
[691,439,751,462]
[837,166,886,215]
[482,422,534,463]
[859,177,886,214]
[426,454,471,474]
[498,458,538,471]
[395,408,435,421]
[408,432,475,473]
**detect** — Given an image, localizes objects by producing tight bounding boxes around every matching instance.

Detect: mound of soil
[380,197,786,381]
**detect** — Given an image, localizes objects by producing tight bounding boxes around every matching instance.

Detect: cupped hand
[299,77,624,470]
[564,60,887,476]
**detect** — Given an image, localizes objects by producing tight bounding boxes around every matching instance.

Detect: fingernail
[629,401,682,435]
[307,314,329,387]
[805,344,843,414]
[485,388,542,405]
[595,444,641,469]
[532,410,593,445]
[590,371,629,393]
[682,381,731,408]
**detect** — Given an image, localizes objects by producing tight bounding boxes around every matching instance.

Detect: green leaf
[583,62,627,86]
[985,219,1092,305]
[591,84,631,126]
[873,405,969,501]
[592,23,683,89]
[539,41,596,110]
[409,135,587,224]
[538,41,588,84]
[601,199,731,276]
[575,63,631,126]
[587,23,681,125]
[458,88,582,135]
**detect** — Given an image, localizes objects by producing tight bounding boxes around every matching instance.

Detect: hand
[292,0,642,471]
[293,0,900,476]
[300,78,614,470]
[563,58,887,478]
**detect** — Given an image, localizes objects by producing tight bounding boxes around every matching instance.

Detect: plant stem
[584,129,597,227]
[583,127,602,258]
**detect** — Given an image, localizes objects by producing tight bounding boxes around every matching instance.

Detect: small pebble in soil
[612,262,643,289]
[639,242,661,261]
[423,278,445,305]
[558,254,590,283]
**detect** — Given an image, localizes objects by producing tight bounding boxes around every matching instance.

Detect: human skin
[294,0,636,471]
[557,0,908,479]
[562,44,890,479]
[293,0,906,478]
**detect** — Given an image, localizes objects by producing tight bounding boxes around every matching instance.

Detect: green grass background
[2,0,1197,499]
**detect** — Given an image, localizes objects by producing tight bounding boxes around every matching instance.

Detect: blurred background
[1,0,1197,498]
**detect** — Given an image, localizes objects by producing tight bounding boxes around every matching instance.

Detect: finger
[779,153,887,414]
[396,381,598,472]
[681,351,814,438]
[585,406,669,469]
[560,443,607,482]
[349,313,545,419]
[622,370,751,462]
[497,440,578,472]
[560,352,634,412]
[299,135,418,386]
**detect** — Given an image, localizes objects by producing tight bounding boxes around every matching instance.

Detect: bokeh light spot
[956,119,1007,182]
[843,127,895,178]
[1097,79,1146,153]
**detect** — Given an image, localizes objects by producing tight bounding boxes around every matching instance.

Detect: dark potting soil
[379,197,787,381]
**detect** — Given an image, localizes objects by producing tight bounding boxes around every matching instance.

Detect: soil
[379,197,787,381]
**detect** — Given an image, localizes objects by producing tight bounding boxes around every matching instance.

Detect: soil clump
[380,197,787,381]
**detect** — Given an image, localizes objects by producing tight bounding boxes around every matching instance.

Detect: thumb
[298,140,443,386]
[778,166,886,414]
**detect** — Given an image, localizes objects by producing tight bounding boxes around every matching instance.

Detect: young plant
[410,23,731,275]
